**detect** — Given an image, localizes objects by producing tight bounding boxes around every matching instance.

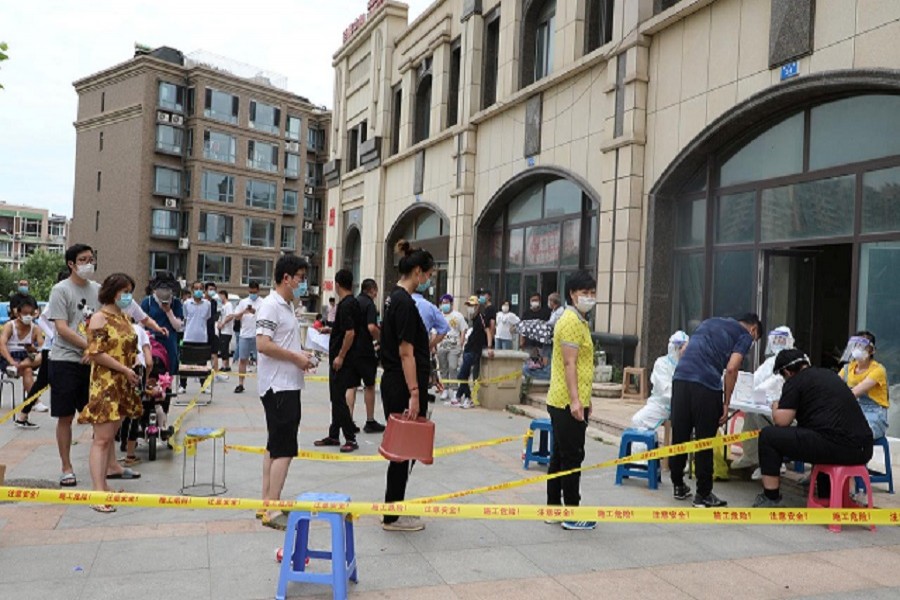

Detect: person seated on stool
[752,349,874,508]
[731,326,794,480]
[631,330,689,431]
[839,331,889,440]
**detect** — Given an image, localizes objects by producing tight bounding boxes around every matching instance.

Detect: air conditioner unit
[171,114,184,125]
[178,238,190,250]
[305,186,314,194]
[164,198,178,208]
[157,111,170,123]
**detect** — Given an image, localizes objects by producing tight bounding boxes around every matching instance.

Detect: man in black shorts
[349,278,384,433]
[204,282,223,385]
[314,269,360,452]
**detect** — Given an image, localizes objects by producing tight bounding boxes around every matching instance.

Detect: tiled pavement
[2,378,900,600]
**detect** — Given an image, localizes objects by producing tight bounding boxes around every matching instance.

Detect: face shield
[667,331,689,363]
[840,336,873,363]
[765,327,795,357]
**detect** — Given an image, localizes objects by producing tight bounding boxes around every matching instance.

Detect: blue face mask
[18,286,28,294]
[193,290,203,300]
[416,278,432,293]
[478,295,487,305]
[249,293,259,301]
[209,291,218,301]
[117,292,133,309]
[295,281,308,299]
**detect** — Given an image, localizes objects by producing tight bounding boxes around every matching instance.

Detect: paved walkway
[2,378,900,599]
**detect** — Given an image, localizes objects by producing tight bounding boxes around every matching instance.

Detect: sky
[0,0,432,217]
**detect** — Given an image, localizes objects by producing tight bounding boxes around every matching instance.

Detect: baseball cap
[465,295,479,306]
[439,293,453,304]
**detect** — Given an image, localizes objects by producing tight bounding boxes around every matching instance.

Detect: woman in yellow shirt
[840,331,889,439]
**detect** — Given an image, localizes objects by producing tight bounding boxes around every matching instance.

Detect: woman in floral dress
[79,273,143,513]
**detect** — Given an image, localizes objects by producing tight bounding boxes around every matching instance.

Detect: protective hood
[765,326,794,357]
[667,330,689,360]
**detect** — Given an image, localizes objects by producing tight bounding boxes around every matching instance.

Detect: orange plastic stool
[379,414,435,464]
[807,464,875,533]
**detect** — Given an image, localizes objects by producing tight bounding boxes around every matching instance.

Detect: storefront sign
[342,0,386,43]
[324,280,334,292]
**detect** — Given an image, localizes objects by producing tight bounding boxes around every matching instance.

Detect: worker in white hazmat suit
[731,326,794,479]
[631,331,690,430]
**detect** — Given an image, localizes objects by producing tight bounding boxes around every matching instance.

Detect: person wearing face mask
[523,293,551,322]
[9,279,31,320]
[140,274,184,379]
[631,331,689,431]
[839,331,889,440]
[668,313,762,508]
[452,294,495,409]
[731,326,795,479]
[234,281,263,394]
[546,270,598,530]
[349,278,385,434]
[547,292,564,327]
[411,280,450,353]
[204,282,224,383]
[4,296,45,429]
[380,240,435,532]
[436,294,467,401]
[179,281,212,394]
[79,273,144,512]
[494,301,521,350]
[475,288,498,348]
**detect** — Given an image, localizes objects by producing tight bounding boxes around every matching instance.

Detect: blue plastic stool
[615,428,661,490]
[523,418,553,469]
[276,492,358,600]
[856,436,895,495]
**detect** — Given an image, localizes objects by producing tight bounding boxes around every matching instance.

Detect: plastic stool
[180,427,226,496]
[856,436,895,494]
[276,492,358,600]
[615,428,661,490]
[807,464,875,533]
[523,418,553,469]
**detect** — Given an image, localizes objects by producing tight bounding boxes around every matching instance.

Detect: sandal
[313,437,340,447]
[90,504,117,514]
[255,509,266,520]
[60,472,77,487]
[261,512,289,531]
[106,467,141,480]
[121,456,142,467]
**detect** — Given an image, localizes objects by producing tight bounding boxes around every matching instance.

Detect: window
[204,88,239,124]
[201,171,235,203]
[281,225,297,250]
[198,253,232,283]
[586,0,614,53]
[307,162,321,187]
[151,209,181,238]
[307,126,324,151]
[203,130,237,163]
[522,0,556,88]
[391,85,402,155]
[198,212,233,244]
[414,60,432,144]
[99,131,104,152]
[284,189,299,214]
[245,179,277,210]
[809,95,900,171]
[158,81,185,112]
[249,99,281,135]
[153,166,182,197]
[285,153,301,178]
[760,175,855,242]
[0,241,13,258]
[248,140,279,173]
[101,91,105,112]
[22,219,41,237]
[286,115,302,141]
[156,124,184,155]
[186,87,195,115]
[150,251,183,279]
[304,195,322,220]
[863,166,900,234]
[482,13,500,108]
[302,230,321,255]
[716,192,756,244]
[347,127,359,171]
[242,257,273,286]
[243,218,275,248]
[447,42,461,128]
[49,221,66,238]
[720,113,803,187]
[654,0,683,15]
[96,171,101,192]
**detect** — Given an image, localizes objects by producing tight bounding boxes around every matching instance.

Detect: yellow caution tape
[0,486,895,526]
[0,386,48,425]
[411,431,760,504]
[168,374,215,454]
[224,433,529,462]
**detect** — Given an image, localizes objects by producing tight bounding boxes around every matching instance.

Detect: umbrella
[518,319,553,345]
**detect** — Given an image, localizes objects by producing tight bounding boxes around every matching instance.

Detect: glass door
[762,250,817,362]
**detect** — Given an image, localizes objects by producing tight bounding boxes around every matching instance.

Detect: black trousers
[547,405,591,507]
[669,380,722,497]
[22,349,49,415]
[328,366,357,442]
[758,426,873,478]
[380,369,429,523]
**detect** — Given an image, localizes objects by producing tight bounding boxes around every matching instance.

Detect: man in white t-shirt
[216,290,235,372]
[179,281,212,393]
[234,280,263,393]
[255,255,316,530]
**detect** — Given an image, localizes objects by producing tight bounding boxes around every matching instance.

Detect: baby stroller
[121,339,174,461]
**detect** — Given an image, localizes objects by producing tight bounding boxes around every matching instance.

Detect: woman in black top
[380,239,433,532]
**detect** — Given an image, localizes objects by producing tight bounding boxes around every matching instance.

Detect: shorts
[49,360,91,418]
[0,349,28,370]
[355,357,378,388]
[218,334,232,359]
[237,336,257,362]
[260,388,302,459]
[207,333,219,354]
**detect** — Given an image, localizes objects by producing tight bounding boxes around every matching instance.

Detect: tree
[0,42,7,90]
[0,267,15,301]
[20,250,66,301]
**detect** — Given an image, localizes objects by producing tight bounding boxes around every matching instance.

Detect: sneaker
[752,493,783,508]
[313,437,340,447]
[439,389,449,401]
[32,401,49,413]
[692,493,727,508]
[6,366,19,378]
[544,519,562,525]
[447,396,463,407]
[234,385,244,394]
[220,367,231,373]
[340,440,359,453]
[177,386,186,395]
[351,422,360,434]
[201,387,211,395]
[561,520,597,531]
[14,419,38,429]
[363,420,386,433]
[460,398,474,409]
[382,516,425,532]
[673,484,692,500]
[751,467,762,481]
[215,374,229,382]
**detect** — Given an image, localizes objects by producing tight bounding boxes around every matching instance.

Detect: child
[4,296,45,429]
[119,323,152,465]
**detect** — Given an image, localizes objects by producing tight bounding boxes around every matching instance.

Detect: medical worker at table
[839,331,890,440]
[631,331,689,430]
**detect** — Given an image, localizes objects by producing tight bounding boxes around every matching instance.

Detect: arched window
[385,205,450,299]
[521,0,556,88]
[414,58,433,144]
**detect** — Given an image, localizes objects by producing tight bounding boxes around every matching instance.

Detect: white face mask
[76,263,95,278]
[20,315,33,325]
[851,348,868,361]
[530,301,540,310]
[576,295,597,314]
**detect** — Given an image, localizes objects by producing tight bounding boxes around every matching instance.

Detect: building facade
[72,47,330,304]
[328,0,900,430]
[0,202,68,271]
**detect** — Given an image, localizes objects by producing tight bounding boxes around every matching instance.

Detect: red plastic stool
[806,464,875,533]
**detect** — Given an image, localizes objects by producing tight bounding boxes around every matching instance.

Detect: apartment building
[0,202,68,271]
[71,46,330,303]
[327,0,900,432]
